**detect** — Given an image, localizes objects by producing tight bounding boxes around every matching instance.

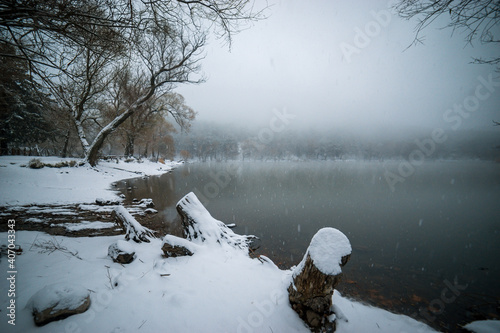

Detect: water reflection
[118,160,500,330]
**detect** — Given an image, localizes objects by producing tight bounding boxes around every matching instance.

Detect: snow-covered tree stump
[288,227,352,332]
[176,192,257,251]
[113,206,155,243]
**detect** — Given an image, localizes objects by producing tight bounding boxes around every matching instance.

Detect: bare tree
[1,0,264,76]
[395,1,500,128]
[50,17,203,166]
[0,0,128,80]
[145,117,177,160]
[1,0,265,165]
[80,20,204,165]
[395,0,500,66]
[103,68,196,157]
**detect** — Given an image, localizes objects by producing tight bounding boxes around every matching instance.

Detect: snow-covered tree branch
[0,0,264,162]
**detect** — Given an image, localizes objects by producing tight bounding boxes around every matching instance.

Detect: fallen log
[113,206,154,243]
[288,227,352,332]
[176,192,257,251]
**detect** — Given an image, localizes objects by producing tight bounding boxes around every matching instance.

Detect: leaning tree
[101,67,196,158]
[0,0,264,165]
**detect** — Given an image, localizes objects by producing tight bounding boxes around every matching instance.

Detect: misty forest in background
[171,122,500,162]
[1,0,499,164]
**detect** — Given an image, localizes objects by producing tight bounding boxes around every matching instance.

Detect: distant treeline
[4,118,498,162]
[174,122,500,162]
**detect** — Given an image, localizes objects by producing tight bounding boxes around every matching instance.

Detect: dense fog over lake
[176,0,500,134]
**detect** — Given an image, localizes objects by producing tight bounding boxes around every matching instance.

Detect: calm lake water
[119,160,500,331]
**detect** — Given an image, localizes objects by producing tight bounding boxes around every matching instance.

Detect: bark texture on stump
[288,227,351,332]
[176,192,256,250]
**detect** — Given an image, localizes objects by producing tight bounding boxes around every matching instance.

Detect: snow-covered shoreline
[0,156,181,206]
[0,230,439,333]
[0,156,496,332]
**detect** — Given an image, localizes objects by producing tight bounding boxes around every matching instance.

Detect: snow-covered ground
[0,156,181,206]
[0,156,496,332]
[1,231,438,333]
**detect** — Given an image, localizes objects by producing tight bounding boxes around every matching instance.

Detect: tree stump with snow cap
[288,227,351,332]
[176,192,257,251]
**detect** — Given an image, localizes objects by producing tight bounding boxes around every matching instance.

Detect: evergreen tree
[0,44,55,154]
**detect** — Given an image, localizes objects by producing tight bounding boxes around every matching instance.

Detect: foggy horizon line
[176,117,500,139]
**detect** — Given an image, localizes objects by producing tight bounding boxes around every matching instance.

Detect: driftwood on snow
[113,206,155,243]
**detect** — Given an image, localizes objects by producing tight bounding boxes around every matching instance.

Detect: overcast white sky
[176,0,500,134]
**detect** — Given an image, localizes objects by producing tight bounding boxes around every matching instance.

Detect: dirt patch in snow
[0,203,183,238]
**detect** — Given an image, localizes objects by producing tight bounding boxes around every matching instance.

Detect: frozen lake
[120,160,500,330]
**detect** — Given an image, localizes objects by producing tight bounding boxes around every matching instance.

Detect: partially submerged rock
[176,192,257,251]
[288,227,352,332]
[108,240,136,264]
[26,284,91,326]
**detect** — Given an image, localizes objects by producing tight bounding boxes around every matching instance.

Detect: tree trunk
[61,128,71,158]
[0,140,7,155]
[74,118,90,154]
[85,108,135,166]
[86,135,106,167]
[124,134,135,157]
[143,141,149,158]
[288,228,351,332]
[82,81,157,166]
